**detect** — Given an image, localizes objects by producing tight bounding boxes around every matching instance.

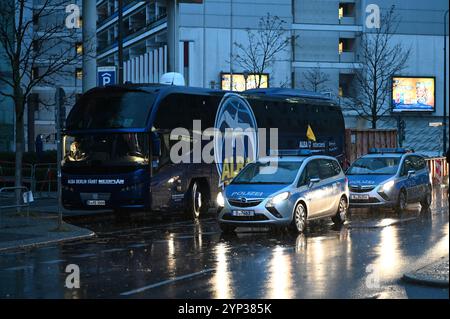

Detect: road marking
[101,248,126,253]
[5,265,34,271]
[71,253,96,258]
[40,259,66,265]
[120,268,214,296]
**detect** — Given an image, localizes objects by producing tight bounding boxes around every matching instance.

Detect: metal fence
[0,186,30,228]
[0,161,56,198]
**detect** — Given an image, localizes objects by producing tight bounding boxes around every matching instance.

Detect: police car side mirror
[407,170,415,178]
[309,177,320,187]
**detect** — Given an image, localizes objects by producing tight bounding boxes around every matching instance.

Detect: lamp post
[243,70,249,91]
[444,9,449,155]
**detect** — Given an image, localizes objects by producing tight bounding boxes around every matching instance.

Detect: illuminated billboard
[392,76,435,112]
[221,73,269,92]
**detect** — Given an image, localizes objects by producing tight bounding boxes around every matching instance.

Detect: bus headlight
[216,192,225,207]
[380,180,395,192]
[267,191,290,206]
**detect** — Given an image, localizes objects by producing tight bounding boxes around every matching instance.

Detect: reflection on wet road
[0,188,448,299]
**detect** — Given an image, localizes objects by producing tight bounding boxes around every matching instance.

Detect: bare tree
[0,0,86,197]
[346,5,411,129]
[233,13,295,88]
[301,68,330,92]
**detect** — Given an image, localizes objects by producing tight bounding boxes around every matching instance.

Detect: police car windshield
[232,161,303,184]
[347,157,400,175]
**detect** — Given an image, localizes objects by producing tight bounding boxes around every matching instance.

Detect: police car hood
[225,183,289,199]
[347,174,392,187]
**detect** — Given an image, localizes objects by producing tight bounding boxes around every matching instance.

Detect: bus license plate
[87,200,106,206]
[231,210,255,217]
[351,194,369,200]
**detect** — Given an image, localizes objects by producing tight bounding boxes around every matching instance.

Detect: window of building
[32,67,39,80]
[339,3,355,19]
[32,40,41,52]
[339,73,355,97]
[32,13,39,25]
[76,42,83,55]
[76,68,83,80]
[339,38,355,54]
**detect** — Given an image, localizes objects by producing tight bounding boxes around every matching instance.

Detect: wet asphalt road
[0,188,448,299]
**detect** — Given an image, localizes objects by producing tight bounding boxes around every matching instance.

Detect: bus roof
[86,84,337,105]
[65,84,341,134]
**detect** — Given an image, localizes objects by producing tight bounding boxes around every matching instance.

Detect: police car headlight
[380,180,395,192]
[268,192,290,206]
[216,192,225,207]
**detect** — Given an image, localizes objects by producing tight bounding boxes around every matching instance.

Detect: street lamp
[444,9,449,155]
[243,70,249,91]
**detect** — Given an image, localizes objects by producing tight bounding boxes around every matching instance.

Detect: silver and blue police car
[217,152,349,233]
[346,148,432,212]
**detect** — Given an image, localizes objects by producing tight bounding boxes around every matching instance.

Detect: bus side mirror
[151,132,161,157]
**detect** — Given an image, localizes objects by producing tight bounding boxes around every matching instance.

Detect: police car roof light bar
[270,149,313,157]
[369,148,414,154]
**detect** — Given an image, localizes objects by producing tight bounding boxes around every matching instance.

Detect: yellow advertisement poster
[392,77,435,112]
[221,73,269,92]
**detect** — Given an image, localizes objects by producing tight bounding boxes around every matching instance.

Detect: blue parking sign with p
[98,66,116,86]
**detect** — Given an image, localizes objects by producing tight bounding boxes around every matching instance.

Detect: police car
[346,148,432,212]
[216,151,349,233]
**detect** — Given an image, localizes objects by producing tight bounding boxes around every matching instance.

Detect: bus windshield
[63,133,149,166]
[231,161,303,184]
[66,89,156,130]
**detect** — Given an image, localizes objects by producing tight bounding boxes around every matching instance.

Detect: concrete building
[28,0,83,152]
[0,0,83,152]
[91,0,448,154]
[0,0,15,152]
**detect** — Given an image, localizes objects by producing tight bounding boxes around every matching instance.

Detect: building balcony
[339,17,356,25]
[97,15,167,57]
[338,51,355,63]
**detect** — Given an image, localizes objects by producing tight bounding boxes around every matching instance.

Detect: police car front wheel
[291,203,307,233]
[396,190,407,214]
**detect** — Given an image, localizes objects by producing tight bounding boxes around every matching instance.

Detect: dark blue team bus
[62,85,345,218]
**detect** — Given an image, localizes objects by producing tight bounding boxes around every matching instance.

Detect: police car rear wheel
[420,187,432,208]
[332,196,347,225]
[292,203,307,233]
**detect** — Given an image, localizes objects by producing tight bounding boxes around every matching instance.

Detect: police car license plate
[87,200,106,206]
[351,194,369,200]
[231,210,255,217]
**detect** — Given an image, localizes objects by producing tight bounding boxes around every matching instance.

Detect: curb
[402,257,449,288]
[0,229,96,253]
[402,273,449,288]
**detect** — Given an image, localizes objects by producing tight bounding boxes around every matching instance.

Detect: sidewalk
[403,256,449,288]
[0,211,95,252]
[30,197,111,217]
